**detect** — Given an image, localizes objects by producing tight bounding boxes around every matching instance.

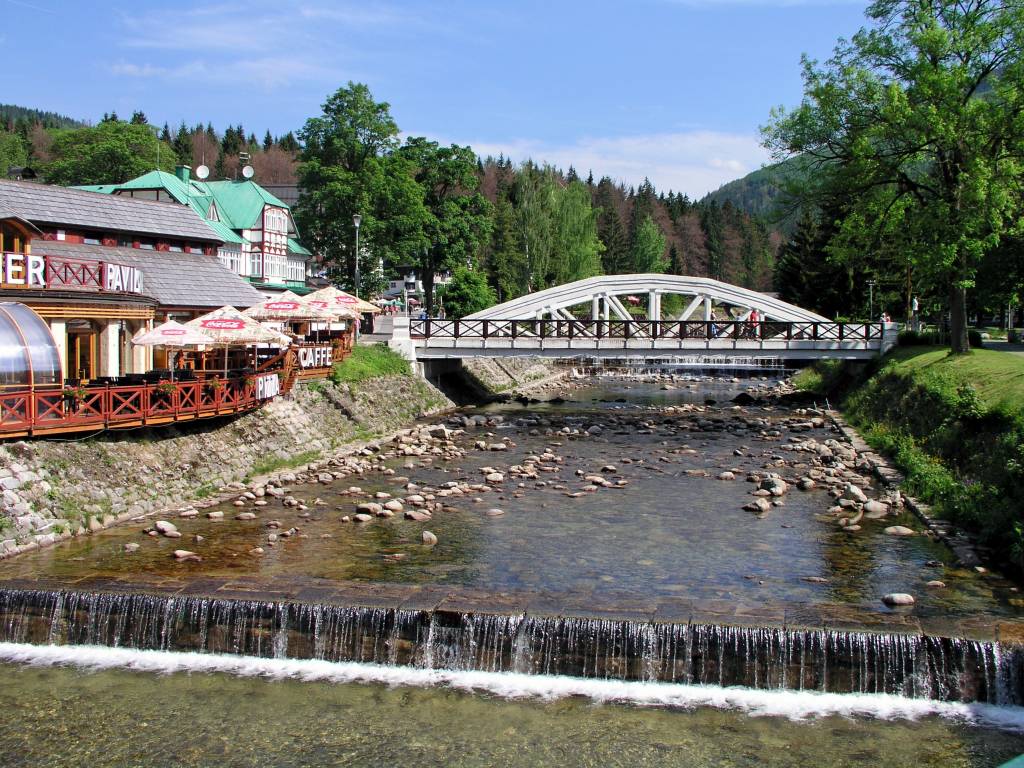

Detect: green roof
[202,180,293,231]
[287,237,311,256]
[75,172,310,253]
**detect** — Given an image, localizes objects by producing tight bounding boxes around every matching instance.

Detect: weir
[1,587,1019,705]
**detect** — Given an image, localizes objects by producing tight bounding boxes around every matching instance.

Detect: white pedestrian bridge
[391,274,898,362]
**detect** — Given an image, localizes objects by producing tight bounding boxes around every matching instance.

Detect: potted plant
[62,384,89,413]
[206,376,225,395]
[155,380,177,396]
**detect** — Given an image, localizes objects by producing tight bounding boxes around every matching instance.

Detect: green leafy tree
[296,82,428,295]
[44,121,177,185]
[631,214,667,273]
[442,266,496,317]
[398,137,493,312]
[513,163,558,290]
[765,0,1024,352]
[552,180,603,283]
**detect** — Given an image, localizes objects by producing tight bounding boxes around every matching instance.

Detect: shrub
[968,329,984,348]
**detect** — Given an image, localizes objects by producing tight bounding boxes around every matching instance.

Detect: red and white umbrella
[185,306,291,345]
[131,320,216,348]
[302,286,380,315]
[244,290,337,322]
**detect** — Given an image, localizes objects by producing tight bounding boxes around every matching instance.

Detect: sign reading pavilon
[0,252,144,294]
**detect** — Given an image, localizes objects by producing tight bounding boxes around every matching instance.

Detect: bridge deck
[405,319,896,361]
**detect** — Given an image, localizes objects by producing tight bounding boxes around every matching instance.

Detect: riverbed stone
[882,593,915,606]
[884,526,916,537]
[422,530,438,545]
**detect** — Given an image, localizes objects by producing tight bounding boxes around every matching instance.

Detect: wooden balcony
[0,376,277,438]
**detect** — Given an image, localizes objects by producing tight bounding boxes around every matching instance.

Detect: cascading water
[0,587,1016,705]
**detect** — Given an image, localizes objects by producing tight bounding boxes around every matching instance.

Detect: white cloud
[459,131,770,199]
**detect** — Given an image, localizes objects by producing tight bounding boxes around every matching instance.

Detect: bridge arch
[466,274,828,324]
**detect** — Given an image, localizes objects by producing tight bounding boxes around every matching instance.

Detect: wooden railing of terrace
[0,376,275,438]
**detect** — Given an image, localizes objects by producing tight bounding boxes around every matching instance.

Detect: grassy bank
[797,348,1024,569]
[330,344,410,385]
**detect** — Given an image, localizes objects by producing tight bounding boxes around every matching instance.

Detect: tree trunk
[423,268,435,316]
[949,283,970,354]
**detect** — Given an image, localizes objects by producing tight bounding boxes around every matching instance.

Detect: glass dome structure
[0,303,62,389]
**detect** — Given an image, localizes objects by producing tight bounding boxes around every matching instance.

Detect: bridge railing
[410,318,884,343]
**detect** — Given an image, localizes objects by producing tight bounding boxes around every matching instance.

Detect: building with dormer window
[80,167,314,298]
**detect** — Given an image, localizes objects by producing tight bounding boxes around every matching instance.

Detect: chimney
[175,165,191,184]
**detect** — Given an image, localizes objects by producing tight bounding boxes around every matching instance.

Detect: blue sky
[4,0,867,197]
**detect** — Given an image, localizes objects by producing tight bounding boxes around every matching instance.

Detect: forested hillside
[0,98,779,310]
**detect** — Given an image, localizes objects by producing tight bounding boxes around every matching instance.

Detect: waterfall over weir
[1,588,1019,705]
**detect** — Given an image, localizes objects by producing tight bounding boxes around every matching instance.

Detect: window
[286,257,305,283]
[218,248,243,275]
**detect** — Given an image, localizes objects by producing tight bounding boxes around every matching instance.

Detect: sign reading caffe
[298,345,333,369]
[1,252,144,294]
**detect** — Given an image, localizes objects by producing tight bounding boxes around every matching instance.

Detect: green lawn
[330,344,410,384]
[882,346,1024,417]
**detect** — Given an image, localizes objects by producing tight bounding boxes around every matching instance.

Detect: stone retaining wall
[459,357,568,396]
[0,375,453,556]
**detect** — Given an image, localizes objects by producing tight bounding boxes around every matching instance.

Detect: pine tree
[130,110,148,125]
[172,121,192,167]
[263,130,274,151]
[595,178,629,274]
[159,123,171,143]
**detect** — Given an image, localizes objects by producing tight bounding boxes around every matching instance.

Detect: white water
[4,641,1024,733]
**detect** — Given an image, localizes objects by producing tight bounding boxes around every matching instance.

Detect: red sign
[265,301,300,311]
[308,300,329,309]
[200,318,246,330]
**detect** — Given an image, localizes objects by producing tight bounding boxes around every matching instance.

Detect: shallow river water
[2,375,1024,766]
[2,646,1024,768]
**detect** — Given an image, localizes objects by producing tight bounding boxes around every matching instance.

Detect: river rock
[154,520,177,534]
[422,530,438,545]
[744,498,772,513]
[357,502,383,515]
[927,580,946,588]
[797,478,816,491]
[207,511,224,520]
[173,549,201,562]
[404,510,431,522]
[863,500,889,519]
[384,499,404,512]
[842,484,868,504]
[235,512,257,520]
[882,593,915,606]
[884,525,916,537]
[486,508,505,516]
[485,472,504,484]
[717,471,736,481]
[353,513,373,522]
[123,542,140,553]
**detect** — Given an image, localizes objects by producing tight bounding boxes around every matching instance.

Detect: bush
[898,329,939,346]
[968,329,984,348]
[1009,328,1021,344]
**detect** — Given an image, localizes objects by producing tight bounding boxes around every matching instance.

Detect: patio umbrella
[243,290,339,322]
[185,306,291,376]
[303,286,381,315]
[131,320,217,381]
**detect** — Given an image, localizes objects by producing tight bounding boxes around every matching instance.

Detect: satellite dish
[242,165,255,179]
[195,165,210,180]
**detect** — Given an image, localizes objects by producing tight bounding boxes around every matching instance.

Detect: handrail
[0,375,273,437]
[409,318,886,344]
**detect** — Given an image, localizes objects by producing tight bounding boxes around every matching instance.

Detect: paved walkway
[984,340,1024,356]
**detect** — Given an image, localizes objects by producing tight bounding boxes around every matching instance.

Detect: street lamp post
[352,214,362,298]
[867,279,877,321]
